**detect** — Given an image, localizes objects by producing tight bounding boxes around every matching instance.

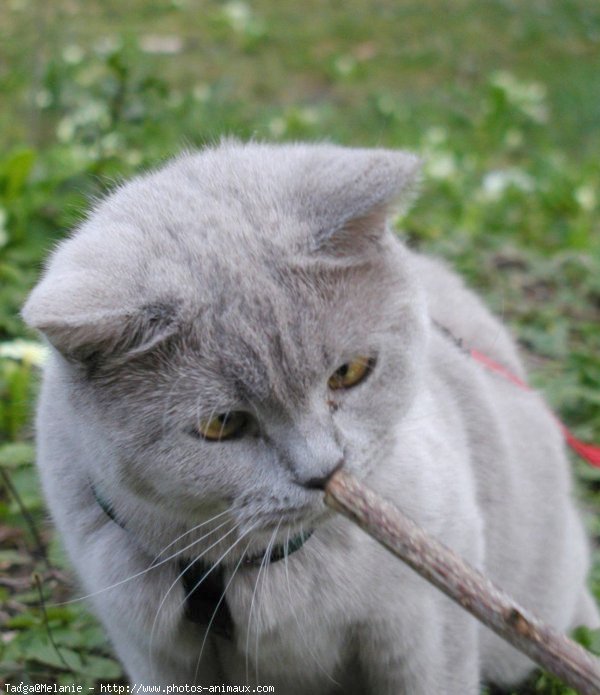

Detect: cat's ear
[21,272,180,366]
[303,148,421,260]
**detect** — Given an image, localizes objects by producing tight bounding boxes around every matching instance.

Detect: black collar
[91,483,312,639]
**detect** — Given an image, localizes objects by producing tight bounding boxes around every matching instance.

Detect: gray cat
[23,141,598,693]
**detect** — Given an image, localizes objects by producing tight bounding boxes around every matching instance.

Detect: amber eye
[197,412,248,441]
[328,357,374,391]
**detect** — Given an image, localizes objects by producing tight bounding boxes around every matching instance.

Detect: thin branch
[34,572,73,671]
[0,466,50,569]
[324,469,600,695]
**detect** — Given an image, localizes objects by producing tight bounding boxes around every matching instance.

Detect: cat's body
[24,142,598,693]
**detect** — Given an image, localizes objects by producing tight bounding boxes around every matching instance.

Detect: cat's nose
[271,416,344,489]
[302,458,344,490]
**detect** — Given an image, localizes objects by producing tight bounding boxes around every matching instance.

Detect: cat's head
[23,141,428,555]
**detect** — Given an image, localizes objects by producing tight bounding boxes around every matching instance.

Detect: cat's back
[407,249,525,378]
[403,247,598,683]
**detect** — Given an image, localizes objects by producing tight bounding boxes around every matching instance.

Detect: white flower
[56,100,111,142]
[268,107,320,137]
[35,89,52,108]
[334,55,357,77]
[62,45,85,65]
[223,1,251,31]
[504,129,524,149]
[100,133,123,154]
[193,84,212,102]
[376,94,398,117]
[480,168,535,201]
[56,117,75,142]
[297,107,319,125]
[69,144,98,166]
[268,117,286,138]
[94,36,122,56]
[222,1,265,37]
[423,127,447,147]
[126,150,143,166]
[0,340,49,367]
[490,71,548,123]
[425,153,457,181]
[575,185,596,212]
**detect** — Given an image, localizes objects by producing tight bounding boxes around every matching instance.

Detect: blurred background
[1,1,599,691]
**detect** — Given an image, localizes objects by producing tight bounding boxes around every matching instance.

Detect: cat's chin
[241,507,329,537]
[223,506,334,568]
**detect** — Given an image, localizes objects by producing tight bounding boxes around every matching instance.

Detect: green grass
[1,1,599,691]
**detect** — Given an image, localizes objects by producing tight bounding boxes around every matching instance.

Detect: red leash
[470,349,600,468]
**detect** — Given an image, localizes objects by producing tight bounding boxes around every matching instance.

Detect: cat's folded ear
[300,147,421,261]
[21,271,180,367]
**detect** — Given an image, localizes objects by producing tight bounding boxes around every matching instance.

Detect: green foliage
[0,1,599,692]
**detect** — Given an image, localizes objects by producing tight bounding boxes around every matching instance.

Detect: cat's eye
[328,356,374,391]
[197,411,248,441]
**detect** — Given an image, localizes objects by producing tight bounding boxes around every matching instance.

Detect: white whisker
[150,508,232,565]
[245,524,277,687]
[148,521,242,680]
[193,528,258,682]
[53,517,231,607]
[253,521,281,688]
[179,521,260,610]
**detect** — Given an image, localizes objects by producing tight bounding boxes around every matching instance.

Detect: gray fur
[23,141,598,693]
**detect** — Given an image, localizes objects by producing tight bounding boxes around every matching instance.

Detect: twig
[323,469,600,695]
[0,466,50,569]
[33,572,73,671]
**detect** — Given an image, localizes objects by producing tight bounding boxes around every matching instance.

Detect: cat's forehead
[98,145,309,250]
[86,142,403,332]
[90,140,417,265]
[83,149,322,308]
[181,256,391,409]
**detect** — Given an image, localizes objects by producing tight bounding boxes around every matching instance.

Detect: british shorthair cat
[23,141,598,693]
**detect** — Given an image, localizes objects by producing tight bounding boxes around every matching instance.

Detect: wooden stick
[323,469,600,695]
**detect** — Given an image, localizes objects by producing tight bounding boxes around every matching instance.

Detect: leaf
[0,442,35,469]
[26,639,84,672]
[6,466,44,514]
[6,612,41,629]
[78,653,123,679]
[573,626,600,656]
